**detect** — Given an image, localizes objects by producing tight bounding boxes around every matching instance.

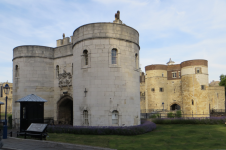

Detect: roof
[209,81,220,87]
[16,94,47,103]
[0,102,4,105]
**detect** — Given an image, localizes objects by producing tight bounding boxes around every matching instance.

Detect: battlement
[56,33,73,47]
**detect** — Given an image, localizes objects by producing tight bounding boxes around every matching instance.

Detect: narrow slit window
[56,65,59,77]
[159,88,164,92]
[83,50,88,66]
[135,53,138,69]
[112,49,117,64]
[15,65,19,77]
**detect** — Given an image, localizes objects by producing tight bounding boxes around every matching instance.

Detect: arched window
[112,110,118,125]
[83,110,89,126]
[192,100,194,105]
[56,65,59,77]
[15,65,19,77]
[112,49,117,64]
[83,50,88,65]
[135,53,138,69]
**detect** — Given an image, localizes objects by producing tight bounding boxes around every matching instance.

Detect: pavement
[0,129,116,150]
[1,137,116,150]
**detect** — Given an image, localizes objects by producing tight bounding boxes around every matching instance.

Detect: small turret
[166,58,175,65]
[56,33,72,47]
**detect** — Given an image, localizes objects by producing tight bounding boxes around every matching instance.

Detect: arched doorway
[171,104,181,110]
[57,96,73,125]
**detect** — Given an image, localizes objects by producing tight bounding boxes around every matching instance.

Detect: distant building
[0,82,13,113]
[140,59,225,117]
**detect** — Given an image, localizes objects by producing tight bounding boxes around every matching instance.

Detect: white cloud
[1,0,226,83]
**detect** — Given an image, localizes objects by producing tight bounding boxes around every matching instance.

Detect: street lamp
[3,82,10,139]
[162,102,164,111]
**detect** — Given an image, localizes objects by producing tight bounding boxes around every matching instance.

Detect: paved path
[2,137,116,150]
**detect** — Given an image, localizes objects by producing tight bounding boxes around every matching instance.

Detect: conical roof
[16,94,47,103]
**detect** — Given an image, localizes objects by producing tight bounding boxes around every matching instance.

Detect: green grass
[46,124,226,150]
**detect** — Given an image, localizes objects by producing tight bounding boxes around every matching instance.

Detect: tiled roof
[16,94,47,102]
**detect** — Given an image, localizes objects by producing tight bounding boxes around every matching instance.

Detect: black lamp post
[3,83,10,139]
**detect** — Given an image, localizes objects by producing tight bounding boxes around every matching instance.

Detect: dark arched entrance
[171,104,181,110]
[57,96,73,125]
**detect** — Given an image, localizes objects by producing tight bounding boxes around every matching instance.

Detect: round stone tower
[181,59,209,117]
[72,21,140,125]
[12,46,54,120]
[145,65,168,111]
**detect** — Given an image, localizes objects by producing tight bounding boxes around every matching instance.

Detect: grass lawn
[47,124,226,150]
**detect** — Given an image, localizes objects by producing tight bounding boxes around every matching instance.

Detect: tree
[219,74,226,96]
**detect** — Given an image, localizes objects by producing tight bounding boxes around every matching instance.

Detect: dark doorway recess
[171,104,181,110]
[58,96,73,125]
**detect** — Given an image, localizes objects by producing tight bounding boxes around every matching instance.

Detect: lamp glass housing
[3,84,10,95]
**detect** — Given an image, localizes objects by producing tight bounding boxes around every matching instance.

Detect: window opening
[112,110,118,125]
[56,65,59,77]
[201,85,205,90]
[151,88,155,92]
[196,67,201,74]
[192,100,194,105]
[178,71,181,78]
[83,110,89,126]
[162,73,164,77]
[159,88,164,92]
[172,72,177,78]
[15,65,19,77]
[72,63,73,75]
[112,49,117,64]
[135,53,138,69]
[83,50,88,65]
[23,107,26,119]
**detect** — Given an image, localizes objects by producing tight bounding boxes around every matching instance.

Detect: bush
[8,114,12,129]
[150,113,160,118]
[175,111,182,118]
[152,116,226,125]
[167,112,174,118]
[47,121,156,135]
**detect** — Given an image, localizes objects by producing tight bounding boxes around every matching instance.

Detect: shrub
[152,116,226,125]
[47,121,156,135]
[175,111,182,118]
[150,113,160,119]
[167,112,174,118]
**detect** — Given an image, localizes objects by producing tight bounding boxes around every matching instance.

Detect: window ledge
[109,65,120,68]
[81,65,90,69]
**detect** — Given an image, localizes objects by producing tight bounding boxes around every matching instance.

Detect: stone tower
[72,12,140,126]
[181,60,209,117]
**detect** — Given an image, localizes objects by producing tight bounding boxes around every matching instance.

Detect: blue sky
[1,0,226,83]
